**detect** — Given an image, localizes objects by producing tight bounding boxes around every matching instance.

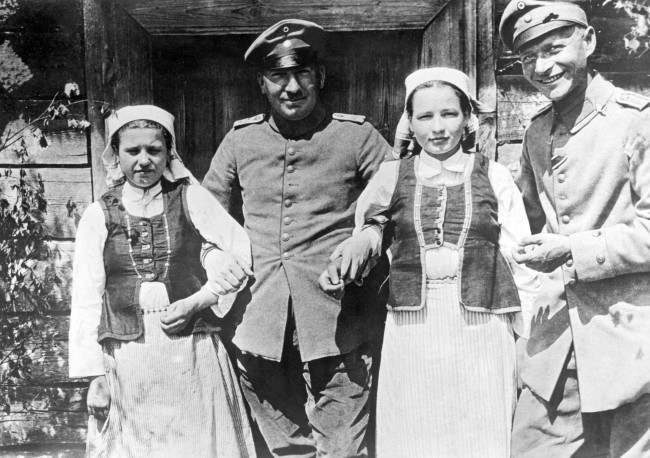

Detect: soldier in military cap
[499,1,650,456]
[201,18,391,457]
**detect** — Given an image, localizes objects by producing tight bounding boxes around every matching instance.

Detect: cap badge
[517,1,526,10]
[543,12,559,23]
[282,25,290,33]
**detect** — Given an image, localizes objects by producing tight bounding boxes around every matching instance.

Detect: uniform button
[593,230,601,237]
[284,199,292,207]
[283,216,292,225]
[566,259,573,268]
[596,255,606,264]
[281,233,290,241]
[282,252,291,259]
[567,278,576,286]
[558,194,567,200]
[561,215,570,224]
[558,173,566,183]
[288,148,296,156]
[287,165,295,173]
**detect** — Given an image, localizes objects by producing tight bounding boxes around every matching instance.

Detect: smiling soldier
[201,19,391,457]
[499,1,650,456]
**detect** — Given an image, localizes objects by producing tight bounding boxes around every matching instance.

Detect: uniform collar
[553,73,615,134]
[418,148,469,178]
[268,103,327,138]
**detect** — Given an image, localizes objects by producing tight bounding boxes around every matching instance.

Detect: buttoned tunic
[518,74,650,412]
[202,106,391,361]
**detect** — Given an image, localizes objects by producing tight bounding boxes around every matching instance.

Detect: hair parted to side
[405,80,478,154]
[110,119,173,151]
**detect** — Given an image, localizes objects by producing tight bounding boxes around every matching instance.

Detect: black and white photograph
[1,0,649,456]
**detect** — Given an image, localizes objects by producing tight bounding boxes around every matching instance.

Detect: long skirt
[376,279,517,458]
[89,299,256,457]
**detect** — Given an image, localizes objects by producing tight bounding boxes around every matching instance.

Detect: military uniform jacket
[518,74,650,412]
[202,105,391,361]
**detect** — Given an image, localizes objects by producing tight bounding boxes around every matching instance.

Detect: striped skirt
[89,295,256,458]
[376,279,517,458]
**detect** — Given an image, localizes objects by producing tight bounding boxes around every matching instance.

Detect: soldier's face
[409,85,468,158]
[116,128,168,189]
[519,26,596,102]
[259,64,324,121]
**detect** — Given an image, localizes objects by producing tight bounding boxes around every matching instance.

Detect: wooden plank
[0,0,85,99]
[0,101,88,166]
[83,0,153,200]
[421,0,464,68]
[0,168,92,239]
[118,0,451,35]
[477,0,497,159]
[153,31,421,179]
[0,411,86,447]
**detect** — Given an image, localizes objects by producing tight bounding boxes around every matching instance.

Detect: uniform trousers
[236,303,373,458]
[512,348,650,457]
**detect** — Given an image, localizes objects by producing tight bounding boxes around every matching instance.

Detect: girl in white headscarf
[68,105,256,457]
[320,68,539,457]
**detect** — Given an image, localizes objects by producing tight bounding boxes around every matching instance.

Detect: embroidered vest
[97,179,219,343]
[387,153,521,312]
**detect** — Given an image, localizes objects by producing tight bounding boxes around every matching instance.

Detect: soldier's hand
[318,259,345,299]
[512,233,572,273]
[87,375,110,420]
[329,233,373,284]
[203,248,253,294]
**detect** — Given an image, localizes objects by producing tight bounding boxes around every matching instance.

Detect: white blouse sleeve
[489,161,540,338]
[186,184,252,317]
[353,160,400,255]
[68,202,107,378]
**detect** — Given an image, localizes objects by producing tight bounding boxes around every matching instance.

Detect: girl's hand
[160,299,196,334]
[87,375,110,420]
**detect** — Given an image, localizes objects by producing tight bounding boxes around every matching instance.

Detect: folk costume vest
[387,153,521,312]
[97,179,218,343]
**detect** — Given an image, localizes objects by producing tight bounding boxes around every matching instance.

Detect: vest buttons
[143,272,156,281]
[557,173,566,183]
[282,233,290,242]
[593,230,601,237]
[141,244,151,250]
[282,252,291,260]
[287,165,295,173]
[283,217,292,225]
[596,255,606,264]
[284,199,292,207]
[142,258,153,264]
[561,215,570,224]
[565,259,573,268]
[141,231,149,238]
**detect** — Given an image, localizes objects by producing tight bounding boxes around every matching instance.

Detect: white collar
[418,149,469,178]
[122,180,163,208]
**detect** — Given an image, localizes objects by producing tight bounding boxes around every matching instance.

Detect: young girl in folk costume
[68,105,256,457]
[321,68,539,457]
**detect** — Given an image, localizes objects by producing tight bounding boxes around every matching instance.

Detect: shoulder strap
[332,112,366,124]
[233,114,265,129]
[615,90,650,111]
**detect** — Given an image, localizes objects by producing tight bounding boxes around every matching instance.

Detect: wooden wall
[494,0,650,177]
[1,0,152,452]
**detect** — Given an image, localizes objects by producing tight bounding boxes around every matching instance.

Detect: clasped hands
[512,233,572,273]
[160,249,252,334]
[318,233,374,297]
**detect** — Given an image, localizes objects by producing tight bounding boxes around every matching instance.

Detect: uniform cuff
[360,225,382,257]
[569,229,616,282]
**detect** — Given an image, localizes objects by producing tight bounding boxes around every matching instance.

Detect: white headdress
[101,105,198,188]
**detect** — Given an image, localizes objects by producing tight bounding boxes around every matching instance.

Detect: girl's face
[409,85,468,158]
[117,127,168,189]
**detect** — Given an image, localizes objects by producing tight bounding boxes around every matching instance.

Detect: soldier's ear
[317,64,326,89]
[583,26,597,58]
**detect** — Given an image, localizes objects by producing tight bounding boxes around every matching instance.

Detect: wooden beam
[83,0,153,200]
[117,0,451,35]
